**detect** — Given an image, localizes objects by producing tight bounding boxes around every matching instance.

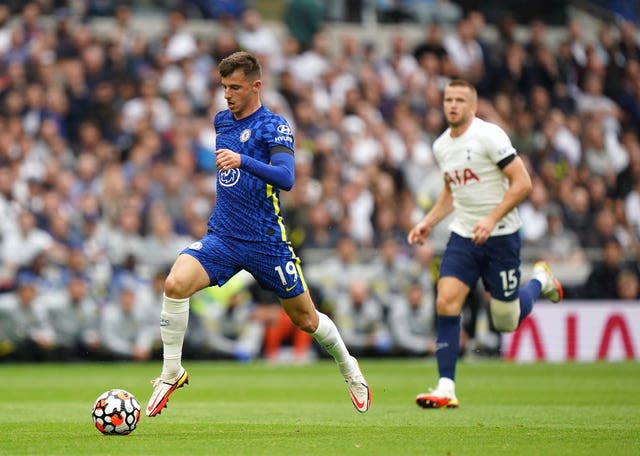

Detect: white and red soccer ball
[91,389,141,435]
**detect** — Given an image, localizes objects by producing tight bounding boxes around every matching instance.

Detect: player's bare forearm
[491,156,532,221]
[425,184,454,227]
[472,156,531,244]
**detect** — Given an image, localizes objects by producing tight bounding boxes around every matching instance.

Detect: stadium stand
[0,1,638,362]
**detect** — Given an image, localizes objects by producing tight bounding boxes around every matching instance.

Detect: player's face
[442,85,476,129]
[221,69,261,119]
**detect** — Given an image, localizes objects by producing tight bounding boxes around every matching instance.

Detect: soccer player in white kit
[407,79,563,408]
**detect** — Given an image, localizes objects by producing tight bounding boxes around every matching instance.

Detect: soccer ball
[91,389,141,435]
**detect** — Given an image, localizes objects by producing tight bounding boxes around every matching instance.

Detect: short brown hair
[218,51,261,80]
[447,79,477,101]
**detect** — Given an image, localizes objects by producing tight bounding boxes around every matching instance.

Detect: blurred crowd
[0,1,639,363]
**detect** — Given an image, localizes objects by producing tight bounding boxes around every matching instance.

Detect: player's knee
[490,298,521,332]
[164,274,191,299]
[435,295,461,316]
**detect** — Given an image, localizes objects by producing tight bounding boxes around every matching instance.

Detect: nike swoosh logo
[349,385,368,410]
[504,290,517,297]
[285,283,297,292]
[147,389,164,412]
[147,381,176,413]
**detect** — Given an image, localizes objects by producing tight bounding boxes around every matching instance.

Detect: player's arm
[240,150,295,191]
[407,180,454,245]
[471,155,532,243]
[488,154,532,221]
[216,148,295,191]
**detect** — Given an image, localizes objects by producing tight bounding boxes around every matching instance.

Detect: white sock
[312,311,355,375]
[437,377,455,394]
[160,294,189,380]
[533,269,549,290]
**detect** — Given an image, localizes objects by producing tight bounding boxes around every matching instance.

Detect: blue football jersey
[209,105,294,243]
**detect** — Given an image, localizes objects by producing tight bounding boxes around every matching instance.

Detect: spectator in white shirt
[236,8,284,74]
[1,209,52,277]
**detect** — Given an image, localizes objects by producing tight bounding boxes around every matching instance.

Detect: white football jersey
[433,117,521,238]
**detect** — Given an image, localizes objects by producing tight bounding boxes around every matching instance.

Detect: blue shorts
[182,232,307,299]
[439,232,522,301]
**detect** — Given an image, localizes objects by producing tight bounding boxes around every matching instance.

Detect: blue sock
[518,279,542,325]
[435,315,461,381]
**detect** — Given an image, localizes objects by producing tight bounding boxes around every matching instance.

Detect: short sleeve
[483,122,516,164]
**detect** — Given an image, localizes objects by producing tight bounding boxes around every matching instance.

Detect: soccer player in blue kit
[407,79,563,408]
[146,51,370,417]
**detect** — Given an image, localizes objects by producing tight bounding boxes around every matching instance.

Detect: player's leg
[510,261,562,328]
[531,261,564,303]
[280,292,349,369]
[160,254,210,376]
[484,234,563,334]
[148,235,238,417]
[484,234,528,331]
[417,233,477,409]
[416,276,468,409]
[146,253,210,417]
[280,291,371,413]
[246,242,370,412]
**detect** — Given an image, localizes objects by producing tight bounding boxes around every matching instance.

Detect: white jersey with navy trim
[433,117,521,238]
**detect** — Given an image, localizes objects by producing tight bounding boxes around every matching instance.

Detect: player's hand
[407,220,432,245]
[471,217,496,244]
[216,148,241,171]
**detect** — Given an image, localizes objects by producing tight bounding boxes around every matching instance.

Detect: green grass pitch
[1,359,638,455]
